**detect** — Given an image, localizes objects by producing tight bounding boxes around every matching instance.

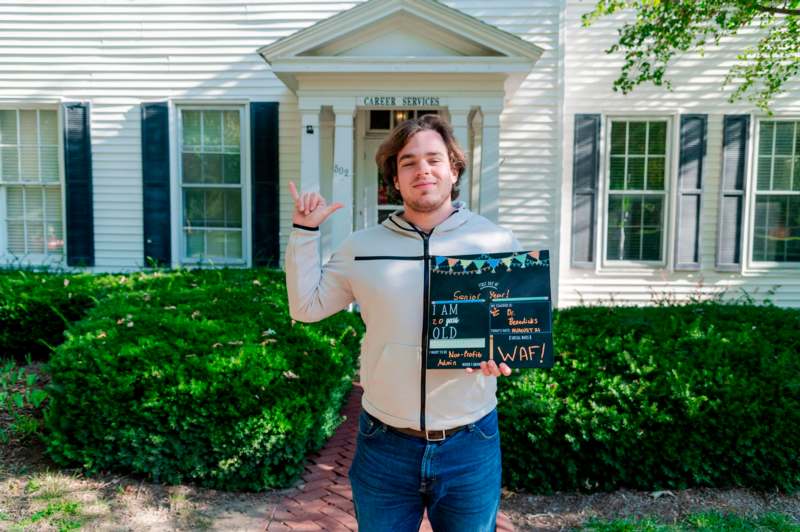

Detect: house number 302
[334,164,350,177]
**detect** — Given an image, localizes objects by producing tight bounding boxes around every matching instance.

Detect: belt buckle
[426,429,446,442]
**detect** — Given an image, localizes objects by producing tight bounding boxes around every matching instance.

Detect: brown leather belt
[367,412,466,442]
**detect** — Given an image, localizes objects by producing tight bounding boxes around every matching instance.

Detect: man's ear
[394,176,400,190]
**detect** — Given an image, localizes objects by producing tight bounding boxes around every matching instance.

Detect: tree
[583,0,800,112]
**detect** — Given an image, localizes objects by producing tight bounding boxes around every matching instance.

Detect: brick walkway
[265,382,514,531]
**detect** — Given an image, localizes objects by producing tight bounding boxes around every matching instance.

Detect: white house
[1,0,798,307]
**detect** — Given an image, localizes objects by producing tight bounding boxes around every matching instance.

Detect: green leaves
[36,268,364,491]
[498,302,800,494]
[583,0,800,112]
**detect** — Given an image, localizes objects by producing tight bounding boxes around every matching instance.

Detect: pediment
[300,12,503,58]
[259,0,541,62]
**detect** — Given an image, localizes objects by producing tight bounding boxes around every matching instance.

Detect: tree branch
[755,4,800,15]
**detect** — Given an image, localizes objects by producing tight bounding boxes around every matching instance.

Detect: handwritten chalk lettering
[489,289,510,299]
[431,326,458,339]
[496,344,543,363]
[444,317,459,326]
[452,291,481,300]
[508,316,538,326]
[437,359,457,367]
[511,328,540,333]
[448,350,482,359]
[434,303,458,316]
[333,164,350,177]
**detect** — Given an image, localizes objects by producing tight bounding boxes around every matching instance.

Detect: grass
[582,511,800,531]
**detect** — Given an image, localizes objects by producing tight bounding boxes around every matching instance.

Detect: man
[285,114,519,531]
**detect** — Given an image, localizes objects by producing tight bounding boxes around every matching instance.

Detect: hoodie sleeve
[285,225,355,323]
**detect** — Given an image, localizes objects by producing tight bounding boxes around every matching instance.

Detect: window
[0,109,63,258]
[605,119,669,263]
[752,120,800,263]
[178,107,244,263]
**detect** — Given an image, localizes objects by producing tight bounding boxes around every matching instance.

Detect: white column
[449,106,471,209]
[299,107,321,194]
[480,109,501,222]
[331,104,356,250]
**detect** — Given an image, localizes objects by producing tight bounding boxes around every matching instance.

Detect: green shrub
[499,302,800,494]
[0,271,120,362]
[43,268,364,491]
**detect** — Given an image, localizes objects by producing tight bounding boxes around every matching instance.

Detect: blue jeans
[348,408,502,532]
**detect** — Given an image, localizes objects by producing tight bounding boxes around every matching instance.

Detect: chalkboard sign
[427,250,553,369]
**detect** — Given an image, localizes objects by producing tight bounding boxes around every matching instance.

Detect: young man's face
[393,129,458,214]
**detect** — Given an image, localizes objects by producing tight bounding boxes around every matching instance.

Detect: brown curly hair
[375,114,466,201]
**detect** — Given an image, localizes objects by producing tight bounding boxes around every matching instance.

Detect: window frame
[598,114,676,272]
[744,115,800,272]
[0,102,67,267]
[171,101,252,268]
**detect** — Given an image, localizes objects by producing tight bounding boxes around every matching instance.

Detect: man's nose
[416,160,432,176]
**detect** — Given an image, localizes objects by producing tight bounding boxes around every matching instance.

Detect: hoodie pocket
[367,343,421,418]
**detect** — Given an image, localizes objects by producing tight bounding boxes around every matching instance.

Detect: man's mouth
[413,182,437,189]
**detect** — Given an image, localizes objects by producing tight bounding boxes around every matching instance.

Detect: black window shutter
[63,102,95,267]
[716,115,749,271]
[674,114,707,270]
[251,102,280,267]
[141,102,171,267]
[571,114,601,268]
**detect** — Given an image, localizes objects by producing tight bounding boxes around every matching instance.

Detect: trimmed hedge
[498,302,800,494]
[0,271,115,362]
[43,268,364,491]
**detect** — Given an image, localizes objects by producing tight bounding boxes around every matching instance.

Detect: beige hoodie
[285,203,520,431]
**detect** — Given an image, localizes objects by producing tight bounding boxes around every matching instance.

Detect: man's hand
[466,360,512,377]
[289,181,343,228]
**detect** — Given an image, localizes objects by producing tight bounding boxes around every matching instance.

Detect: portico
[258,0,542,257]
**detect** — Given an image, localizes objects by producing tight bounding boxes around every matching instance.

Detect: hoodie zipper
[419,231,431,431]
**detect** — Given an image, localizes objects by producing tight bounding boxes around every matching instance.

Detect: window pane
[609,157,625,190]
[20,110,37,145]
[182,111,201,147]
[226,232,242,258]
[0,110,17,144]
[40,146,59,182]
[20,146,38,181]
[757,156,772,191]
[774,122,794,156]
[182,153,202,183]
[224,189,241,228]
[623,226,642,261]
[205,189,224,226]
[222,153,240,184]
[370,111,390,130]
[25,187,43,219]
[39,110,58,145]
[7,186,23,218]
[794,157,800,191]
[753,195,792,262]
[1,146,19,181]
[648,122,667,155]
[759,122,774,156]
[45,186,61,220]
[184,189,205,227]
[641,227,662,261]
[610,122,626,155]
[27,221,44,253]
[627,157,645,190]
[773,157,792,191]
[223,111,239,147]
[7,221,24,253]
[185,230,204,257]
[642,197,663,226]
[46,220,63,253]
[646,157,665,190]
[202,111,222,148]
[207,230,225,256]
[202,153,222,183]
[628,122,646,155]
[788,196,800,261]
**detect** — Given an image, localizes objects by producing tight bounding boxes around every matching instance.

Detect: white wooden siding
[560,1,800,308]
